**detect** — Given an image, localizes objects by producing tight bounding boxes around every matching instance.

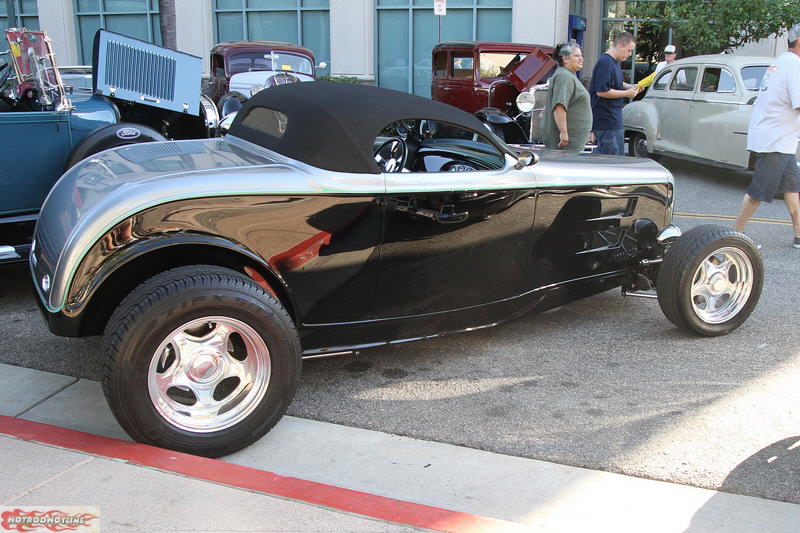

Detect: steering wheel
[373,137,407,172]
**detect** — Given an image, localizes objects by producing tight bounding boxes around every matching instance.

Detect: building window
[213,0,330,76]
[376,0,512,97]
[600,0,673,84]
[0,1,39,32]
[74,0,161,64]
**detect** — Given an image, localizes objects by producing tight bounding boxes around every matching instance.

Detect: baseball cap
[664,44,676,54]
[789,23,800,42]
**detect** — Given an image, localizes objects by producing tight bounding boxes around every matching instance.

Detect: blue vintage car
[0,29,219,263]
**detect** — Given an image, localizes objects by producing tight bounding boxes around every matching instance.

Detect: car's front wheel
[656,225,763,336]
[628,132,649,158]
[101,265,300,457]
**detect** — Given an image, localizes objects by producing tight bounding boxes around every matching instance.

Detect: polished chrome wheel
[148,316,271,433]
[690,247,753,324]
[657,225,763,336]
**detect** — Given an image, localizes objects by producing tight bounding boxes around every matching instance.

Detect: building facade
[5,0,789,97]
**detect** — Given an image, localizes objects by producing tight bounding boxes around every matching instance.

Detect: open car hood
[92,29,202,115]
[506,47,556,91]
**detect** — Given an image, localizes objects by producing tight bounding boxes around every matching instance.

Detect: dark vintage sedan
[30,82,763,457]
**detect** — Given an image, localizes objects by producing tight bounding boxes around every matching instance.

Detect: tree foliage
[630,0,800,55]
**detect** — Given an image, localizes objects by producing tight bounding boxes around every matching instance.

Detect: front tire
[656,225,763,336]
[101,265,300,457]
[628,132,649,158]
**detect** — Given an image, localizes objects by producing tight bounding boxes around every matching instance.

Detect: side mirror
[514,150,538,169]
[218,112,237,134]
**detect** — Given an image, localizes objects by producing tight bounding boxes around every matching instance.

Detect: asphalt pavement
[1,155,799,517]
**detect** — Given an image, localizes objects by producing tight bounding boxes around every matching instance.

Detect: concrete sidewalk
[1,362,799,532]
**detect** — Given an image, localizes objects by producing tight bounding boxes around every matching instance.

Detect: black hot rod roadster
[30,82,762,457]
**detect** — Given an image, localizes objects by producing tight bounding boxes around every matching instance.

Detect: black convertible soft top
[229,81,506,174]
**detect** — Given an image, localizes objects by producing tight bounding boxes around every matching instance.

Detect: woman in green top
[541,42,592,151]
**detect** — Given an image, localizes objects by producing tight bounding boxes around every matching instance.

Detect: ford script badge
[116,127,141,140]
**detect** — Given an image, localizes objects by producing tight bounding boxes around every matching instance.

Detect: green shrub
[316,75,361,84]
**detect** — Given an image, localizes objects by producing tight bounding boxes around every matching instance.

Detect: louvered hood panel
[92,29,201,115]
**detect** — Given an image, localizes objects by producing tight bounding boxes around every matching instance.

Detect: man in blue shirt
[589,32,640,155]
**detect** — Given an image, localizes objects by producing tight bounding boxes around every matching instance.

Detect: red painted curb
[0,416,529,532]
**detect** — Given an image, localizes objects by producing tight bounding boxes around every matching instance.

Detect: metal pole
[438,15,442,42]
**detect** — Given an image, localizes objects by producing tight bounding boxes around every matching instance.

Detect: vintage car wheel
[656,225,763,336]
[628,132,649,158]
[101,265,301,457]
[65,123,167,169]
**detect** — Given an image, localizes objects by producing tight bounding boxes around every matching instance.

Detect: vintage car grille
[104,40,176,101]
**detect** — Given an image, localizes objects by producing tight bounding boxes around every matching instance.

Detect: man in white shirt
[655,44,677,73]
[734,23,800,248]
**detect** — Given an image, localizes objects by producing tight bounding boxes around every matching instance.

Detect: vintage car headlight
[250,84,265,96]
[516,91,536,113]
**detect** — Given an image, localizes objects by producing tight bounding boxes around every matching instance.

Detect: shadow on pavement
[685,436,800,532]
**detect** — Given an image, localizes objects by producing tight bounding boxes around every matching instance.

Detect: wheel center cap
[709,274,728,294]
[189,354,222,383]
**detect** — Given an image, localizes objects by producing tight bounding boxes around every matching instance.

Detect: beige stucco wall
[512,0,569,45]
[329,0,373,79]
[736,34,789,57]
[175,0,214,74]
[36,0,79,65]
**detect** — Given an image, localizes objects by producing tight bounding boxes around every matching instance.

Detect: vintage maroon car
[431,41,556,143]
[431,41,555,113]
[208,41,317,105]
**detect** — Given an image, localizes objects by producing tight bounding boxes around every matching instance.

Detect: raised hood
[507,47,556,91]
[92,29,202,114]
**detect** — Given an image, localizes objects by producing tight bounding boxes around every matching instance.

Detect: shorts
[747,152,800,203]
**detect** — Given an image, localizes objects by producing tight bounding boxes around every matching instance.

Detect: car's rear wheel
[101,265,300,457]
[656,225,763,336]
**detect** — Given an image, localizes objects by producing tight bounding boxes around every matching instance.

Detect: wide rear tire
[101,265,300,457]
[656,225,763,336]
